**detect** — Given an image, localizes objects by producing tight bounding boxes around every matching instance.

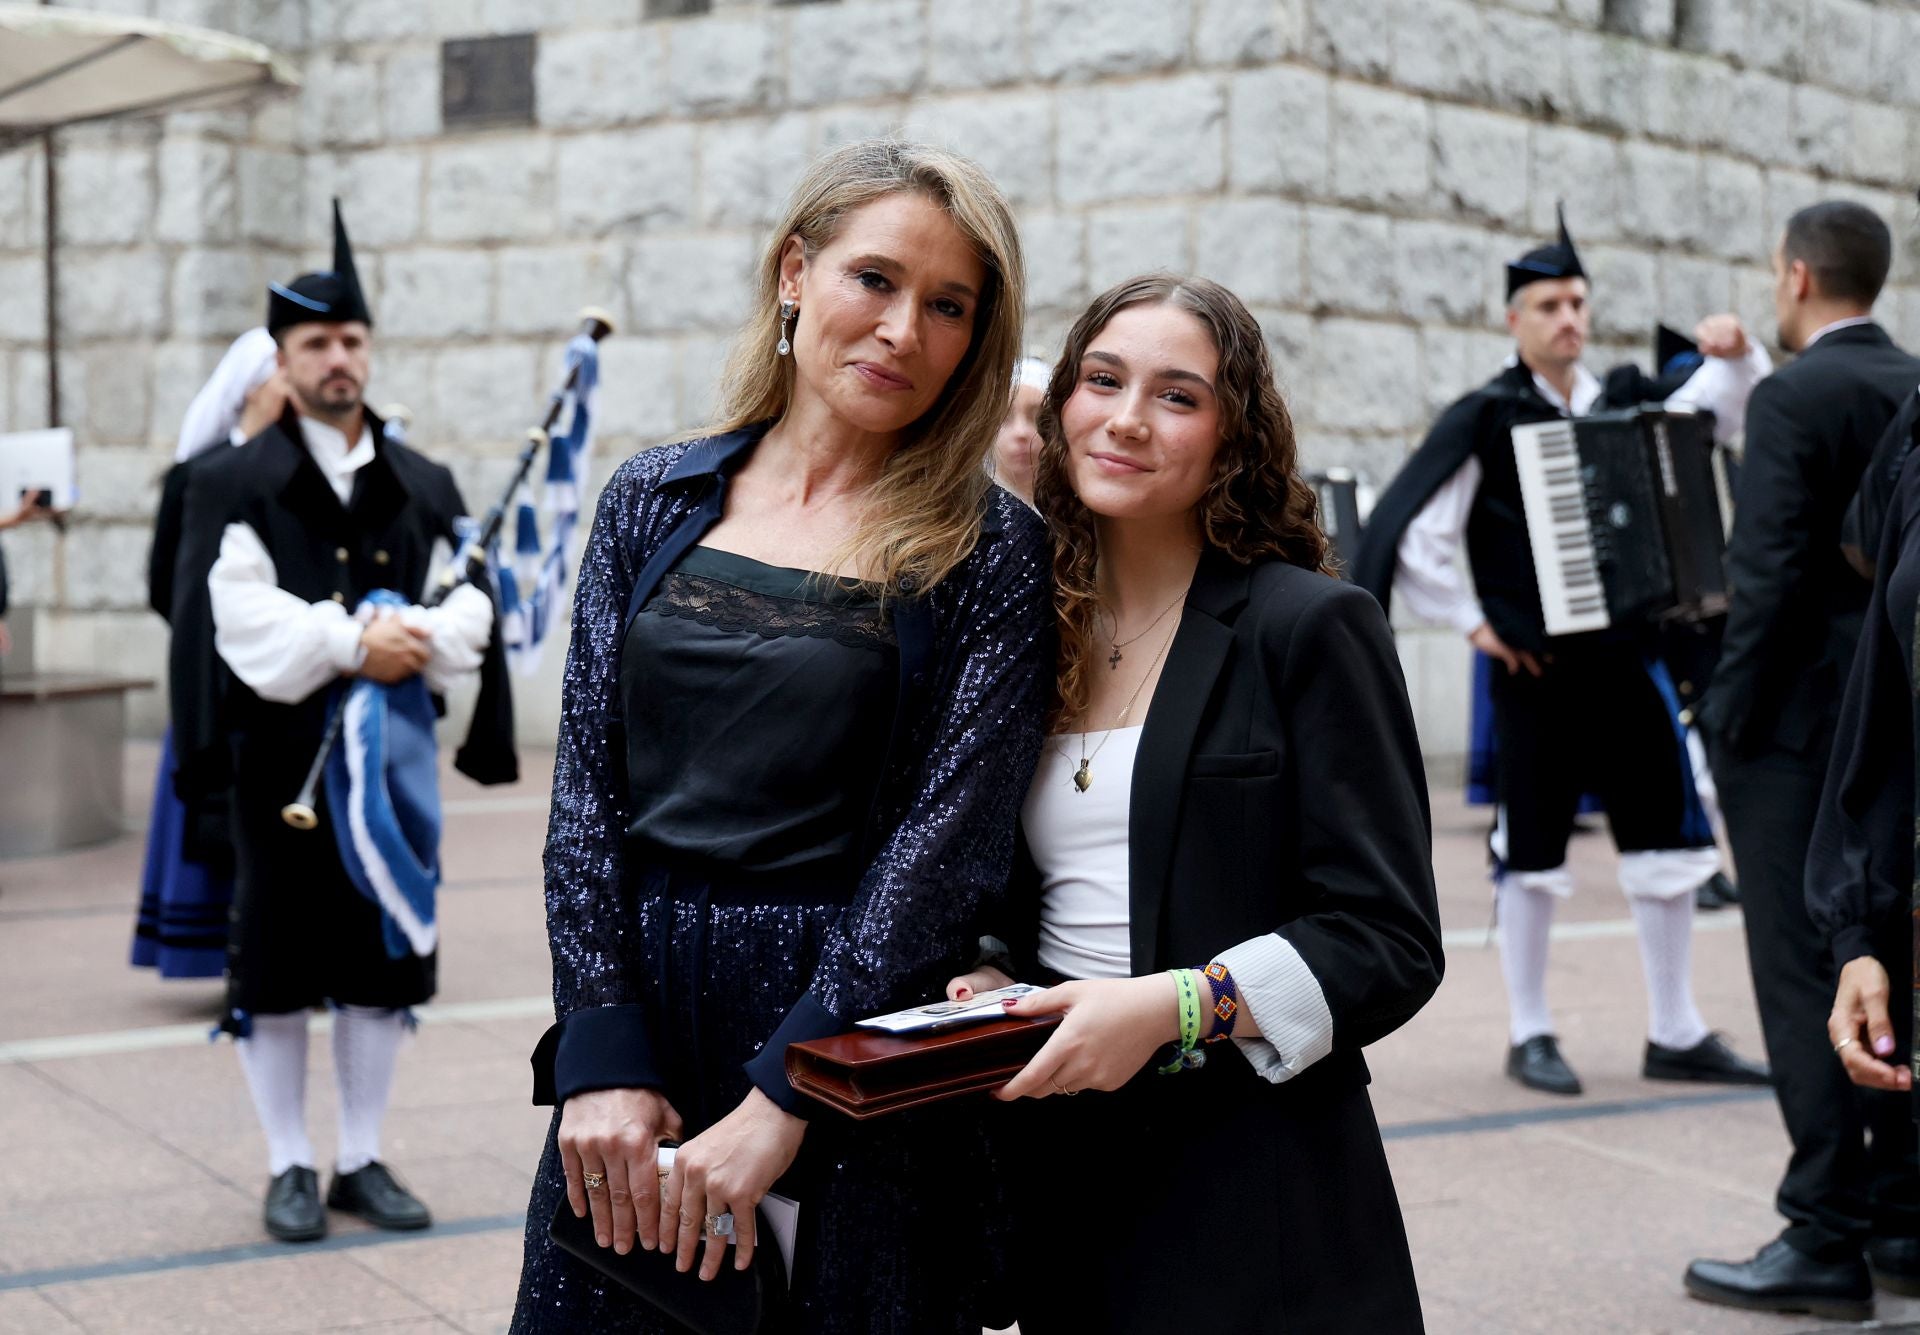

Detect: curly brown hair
[1033,273,1332,726]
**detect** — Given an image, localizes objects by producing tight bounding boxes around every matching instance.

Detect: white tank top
[1023,726,1141,981]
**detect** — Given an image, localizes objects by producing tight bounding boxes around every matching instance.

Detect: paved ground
[1,741,1916,1334]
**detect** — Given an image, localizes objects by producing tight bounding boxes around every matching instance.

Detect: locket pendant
[1073,760,1092,792]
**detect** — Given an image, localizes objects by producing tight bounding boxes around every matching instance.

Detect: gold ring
[1835,1037,1857,1055]
[581,1171,606,1190]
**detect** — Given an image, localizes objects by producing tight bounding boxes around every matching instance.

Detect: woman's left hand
[996,975,1180,1100]
[658,1088,807,1280]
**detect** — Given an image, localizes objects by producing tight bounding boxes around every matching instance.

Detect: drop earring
[776,300,797,357]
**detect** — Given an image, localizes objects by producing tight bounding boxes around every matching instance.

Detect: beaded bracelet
[1157,969,1208,1075]
[1202,961,1240,1044]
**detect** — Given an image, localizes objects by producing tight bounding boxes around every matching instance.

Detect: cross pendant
[1108,648,1122,669]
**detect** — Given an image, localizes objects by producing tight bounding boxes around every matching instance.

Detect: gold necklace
[1103,588,1188,670]
[1065,613,1181,792]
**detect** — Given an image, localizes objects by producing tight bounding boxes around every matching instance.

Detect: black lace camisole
[618,543,898,874]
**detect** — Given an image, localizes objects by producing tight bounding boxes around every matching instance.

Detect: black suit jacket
[1702,322,1920,759]
[1009,550,1444,1071]
[996,554,1442,1329]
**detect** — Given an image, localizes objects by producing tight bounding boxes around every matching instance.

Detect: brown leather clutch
[785,1016,1060,1120]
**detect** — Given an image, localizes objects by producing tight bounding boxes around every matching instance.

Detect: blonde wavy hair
[707,139,1026,595]
[1035,274,1332,725]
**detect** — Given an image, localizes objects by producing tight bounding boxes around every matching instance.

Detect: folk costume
[168,206,516,1240]
[135,327,280,979]
[1353,214,1770,1094]
[510,427,1053,1333]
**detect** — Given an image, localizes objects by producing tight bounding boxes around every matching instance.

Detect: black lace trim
[645,571,894,650]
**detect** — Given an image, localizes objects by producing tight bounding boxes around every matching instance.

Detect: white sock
[236,1011,314,1177]
[1629,893,1712,1050]
[1497,877,1558,1045]
[332,1005,407,1175]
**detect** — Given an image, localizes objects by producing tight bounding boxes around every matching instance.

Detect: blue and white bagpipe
[322,590,442,960]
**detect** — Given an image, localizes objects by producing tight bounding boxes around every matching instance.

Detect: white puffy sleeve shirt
[207,417,493,704]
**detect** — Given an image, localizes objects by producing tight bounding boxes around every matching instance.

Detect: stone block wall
[4,0,1917,763]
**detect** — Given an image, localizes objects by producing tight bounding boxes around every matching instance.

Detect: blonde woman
[510,140,1050,1332]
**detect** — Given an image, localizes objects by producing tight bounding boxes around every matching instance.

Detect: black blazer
[1703,322,1920,759]
[997,553,1441,1332]
[1009,550,1444,1077]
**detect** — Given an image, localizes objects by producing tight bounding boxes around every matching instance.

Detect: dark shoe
[1684,1237,1872,1320]
[1506,1035,1582,1096]
[1644,1032,1771,1086]
[326,1161,431,1231]
[264,1165,326,1243]
[1694,871,1738,911]
[1867,1237,1920,1296]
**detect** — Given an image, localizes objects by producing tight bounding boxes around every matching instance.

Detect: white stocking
[1497,876,1559,1045]
[331,1006,408,1175]
[1629,892,1712,1050]
[235,1010,314,1177]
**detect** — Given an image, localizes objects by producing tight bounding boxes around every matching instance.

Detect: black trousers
[1491,638,1712,871]
[1711,741,1920,1258]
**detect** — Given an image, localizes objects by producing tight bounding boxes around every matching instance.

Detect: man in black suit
[1688,201,1920,1321]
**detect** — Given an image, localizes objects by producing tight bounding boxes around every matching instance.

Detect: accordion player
[1511,406,1734,637]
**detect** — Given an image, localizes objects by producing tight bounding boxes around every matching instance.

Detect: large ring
[581,1171,606,1190]
[1835,1037,1857,1055]
[705,1212,736,1239]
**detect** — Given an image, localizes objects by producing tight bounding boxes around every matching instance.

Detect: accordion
[1511,407,1733,637]
[1308,467,1366,572]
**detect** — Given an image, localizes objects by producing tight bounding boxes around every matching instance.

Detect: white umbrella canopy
[0,4,297,142]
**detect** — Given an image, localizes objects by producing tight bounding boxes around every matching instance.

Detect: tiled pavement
[2,742,1916,1334]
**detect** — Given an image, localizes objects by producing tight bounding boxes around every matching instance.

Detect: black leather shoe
[1694,871,1739,911]
[264,1165,326,1243]
[326,1161,431,1231]
[1868,1237,1920,1296]
[1684,1237,1872,1320]
[1644,1032,1771,1086]
[1506,1035,1582,1096]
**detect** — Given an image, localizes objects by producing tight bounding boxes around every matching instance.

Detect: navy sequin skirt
[511,859,1008,1334]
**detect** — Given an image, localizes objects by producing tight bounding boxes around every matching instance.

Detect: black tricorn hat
[267,199,374,336]
[1506,204,1588,301]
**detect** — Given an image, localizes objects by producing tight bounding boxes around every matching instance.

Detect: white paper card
[855,982,1042,1034]
[0,429,76,509]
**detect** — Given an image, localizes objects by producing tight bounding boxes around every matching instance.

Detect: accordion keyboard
[1512,418,1611,635]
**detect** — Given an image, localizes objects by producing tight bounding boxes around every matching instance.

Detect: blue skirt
[511,859,1008,1334]
[130,728,232,979]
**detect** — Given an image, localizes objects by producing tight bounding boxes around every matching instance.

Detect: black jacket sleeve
[0,542,9,621]
[1267,580,1445,1049]
[1808,453,1919,970]
[149,462,192,622]
[1843,389,1920,581]
[1700,375,1826,754]
[431,468,517,787]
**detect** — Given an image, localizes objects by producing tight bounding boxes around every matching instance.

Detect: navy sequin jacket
[532,425,1054,1111]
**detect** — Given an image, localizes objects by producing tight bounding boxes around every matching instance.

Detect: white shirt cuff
[326,617,366,674]
[1213,933,1336,1084]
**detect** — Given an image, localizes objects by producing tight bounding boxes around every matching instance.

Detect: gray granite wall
[4,0,1915,763]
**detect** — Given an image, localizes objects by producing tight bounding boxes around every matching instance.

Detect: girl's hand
[946,965,1014,1001]
[557,1087,685,1255]
[996,975,1180,1099]
[658,1088,806,1280]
